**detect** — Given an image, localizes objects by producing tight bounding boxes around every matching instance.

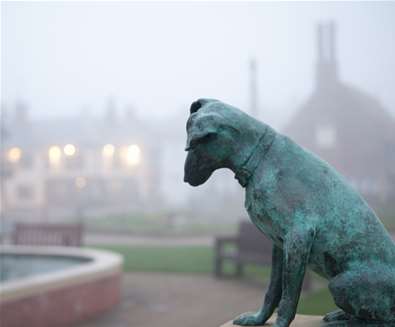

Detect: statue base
[221,314,323,327]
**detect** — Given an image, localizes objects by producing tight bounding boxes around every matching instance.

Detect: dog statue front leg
[274,225,315,327]
[233,245,283,326]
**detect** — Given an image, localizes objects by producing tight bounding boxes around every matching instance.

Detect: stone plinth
[221,314,323,327]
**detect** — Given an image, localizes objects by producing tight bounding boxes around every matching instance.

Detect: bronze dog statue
[184,99,395,327]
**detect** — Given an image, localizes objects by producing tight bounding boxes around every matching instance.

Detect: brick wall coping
[0,245,123,303]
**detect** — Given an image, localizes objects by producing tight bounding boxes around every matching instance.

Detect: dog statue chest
[245,185,284,247]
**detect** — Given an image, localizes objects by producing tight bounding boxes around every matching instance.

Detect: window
[17,184,34,200]
[315,124,337,149]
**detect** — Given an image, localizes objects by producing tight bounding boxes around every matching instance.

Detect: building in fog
[284,22,395,210]
[1,100,162,220]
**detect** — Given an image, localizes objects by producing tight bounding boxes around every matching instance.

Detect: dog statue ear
[190,100,203,114]
[190,99,217,114]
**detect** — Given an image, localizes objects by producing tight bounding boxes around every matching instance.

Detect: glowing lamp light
[102,144,115,158]
[48,146,62,165]
[64,144,76,156]
[7,147,22,163]
[125,144,141,166]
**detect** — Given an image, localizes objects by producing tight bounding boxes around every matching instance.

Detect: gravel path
[78,272,265,327]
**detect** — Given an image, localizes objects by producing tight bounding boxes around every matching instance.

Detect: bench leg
[215,257,223,278]
[235,260,244,277]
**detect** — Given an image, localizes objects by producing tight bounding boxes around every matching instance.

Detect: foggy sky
[2,1,395,127]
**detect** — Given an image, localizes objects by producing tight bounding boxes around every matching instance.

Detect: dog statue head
[184,99,267,187]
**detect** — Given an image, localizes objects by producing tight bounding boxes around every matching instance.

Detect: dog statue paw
[233,311,266,326]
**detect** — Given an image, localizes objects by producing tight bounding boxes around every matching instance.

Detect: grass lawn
[93,244,271,276]
[298,287,336,316]
[94,245,214,273]
[92,244,337,315]
[85,213,237,236]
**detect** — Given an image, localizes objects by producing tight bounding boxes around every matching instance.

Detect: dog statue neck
[233,126,276,187]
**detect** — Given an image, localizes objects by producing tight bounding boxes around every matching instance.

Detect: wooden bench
[215,221,311,290]
[12,222,84,247]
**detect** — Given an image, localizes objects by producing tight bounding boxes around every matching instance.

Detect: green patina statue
[184,99,395,327]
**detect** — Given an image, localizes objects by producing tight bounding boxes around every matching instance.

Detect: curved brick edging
[0,246,123,327]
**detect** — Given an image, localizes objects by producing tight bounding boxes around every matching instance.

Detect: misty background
[1,3,395,327]
[3,2,395,120]
[1,1,395,228]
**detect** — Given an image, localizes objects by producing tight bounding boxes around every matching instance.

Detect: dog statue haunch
[184,99,395,327]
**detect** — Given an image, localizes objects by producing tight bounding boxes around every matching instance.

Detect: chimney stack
[316,21,338,89]
[249,58,259,118]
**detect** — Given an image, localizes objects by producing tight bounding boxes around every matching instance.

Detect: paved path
[85,233,214,247]
[78,272,264,327]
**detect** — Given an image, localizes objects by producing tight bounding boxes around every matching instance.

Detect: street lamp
[125,144,141,166]
[102,144,115,158]
[64,144,76,156]
[48,146,62,166]
[7,147,22,163]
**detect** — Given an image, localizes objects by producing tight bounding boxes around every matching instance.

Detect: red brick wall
[0,273,121,327]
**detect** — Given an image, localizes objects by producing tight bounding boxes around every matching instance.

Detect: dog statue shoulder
[184,99,395,327]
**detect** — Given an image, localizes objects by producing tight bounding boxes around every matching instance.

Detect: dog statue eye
[197,133,215,144]
[185,133,216,151]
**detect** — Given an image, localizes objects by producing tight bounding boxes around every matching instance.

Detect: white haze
[2,1,395,128]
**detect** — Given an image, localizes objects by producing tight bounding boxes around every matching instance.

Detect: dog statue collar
[234,126,276,188]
